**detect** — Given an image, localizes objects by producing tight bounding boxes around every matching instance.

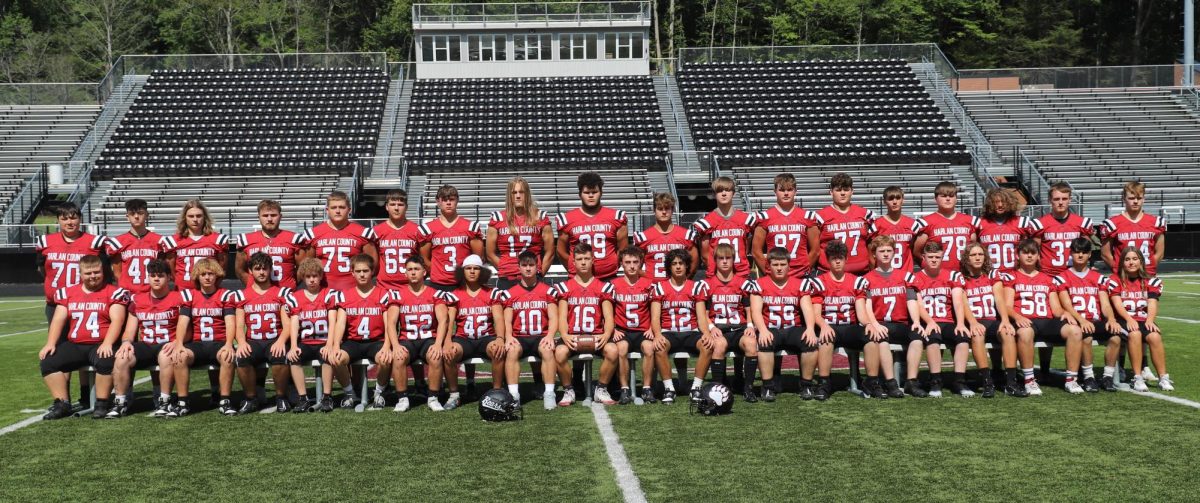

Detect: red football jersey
[914,212,979,272]
[182,288,237,343]
[237,230,307,289]
[911,269,963,324]
[304,222,377,292]
[863,269,917,323]
[553,277,613,335]
[556,207,628,279]
[1101,213,1166,275]
[285,288,342,345]
[341,287,392,342]
[692,209,756,278]
[962,271,1006,322]
[489,210,551,280]
[1054,269,1113,323]
[1106,274,1163,322]
[420,217,483,286]
[389,285,453,340]
[129,290,188,344]
[373,220,424,290]
[610,276,654,331]
[53,284,130,344]
[446,288,498,339]
[498,282,557,337]
[753,276,806,329]
[808,272,869,325]
[755,206,821,278]
[37,232,108,303]
[871,215,918,273]
[234,285,289,341]
[1004,270,1057,320]
[977,216,1038,273]
[817,205,877,274]
[651,279,709,332]
[106,230,163,294]
[707,275,757,326]
[1033,213,1094,277]
[160,233,229,288]
[634,224,698,280]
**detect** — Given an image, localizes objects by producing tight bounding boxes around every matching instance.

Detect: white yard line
[590,404,648,503]
[1,375,152,436]
[1159,316,1200,325]
[1119,388,1200,409]
[0,306,42,313]
[0,327,47,339]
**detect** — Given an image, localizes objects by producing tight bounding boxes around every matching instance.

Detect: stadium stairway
[69,76,147,166]
[653,75,704,178]
[0,104,101,220]
[911,62,1007,179]
[365,78,413,186]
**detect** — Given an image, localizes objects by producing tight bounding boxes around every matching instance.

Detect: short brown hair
[327,191,349,205]
[711,176,735,193]
[573,242,594,255]
[653,192,675,210]
[829,173,853,190]
[1048,182,1072,197]
[79,255,103,269]
[436,185,458,201]
[257,200,281,214]
[934,181,958,197]
[618,246,645,262]
[1123,181,1146,198]
[714,242,735,258]
[922,241,944,255]
[883,186,905,200]
[350,253,375,271]
[773,173,796,191]
[386,189,408,204]
[767,247,790,263]
[868,235,895,253]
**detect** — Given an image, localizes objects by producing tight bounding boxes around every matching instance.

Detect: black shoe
[885,380,905,399]
[218,399,237,416]
[91,399,111,420]
[236,399,259,415]
[661,390,676,404]
[980,379,996,398]
[865,378,884,399]
[799,380,815,400]
[318,396,335,413]
[152,399,172,418]
[167,399,190,418]
[929,378,944,398]
[640,388,657,404]
[813,380,832,401]
[1100,375,1117,392]
[742,386,759,403]
[618,388,633,405]
[275,396,292,413]
[1082,376,1100,393]
[762,387,776,403]
[689,387,702,405]
[905,381,928,398]
[43,399,72,420]
[105,399,129,419]
[293,396,315,413]
[1005,378,1029,398]
[948,379,968,397]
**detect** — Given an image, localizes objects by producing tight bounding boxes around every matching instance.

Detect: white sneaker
[1025,381,1043,396]
[594,386,616,405]
[543,391,557,410]
[1064,381,1085,394]
[393,397,410,412]
[1132,377,1149,392]
[444,393,461,411]
[1142,367,1158,382]
[427,396,445,411]
[557,388,576,407]
[1159,377,1174,391]
[369,392,387,410]
[958,388,976,398]
[511,392,521,404]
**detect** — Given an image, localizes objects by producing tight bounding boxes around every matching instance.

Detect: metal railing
[1013,148,1079,207]
[660,75,690,153]
[956,65,1193,90]
[413,1,650,26]
[0,165,47,226]
[65,163,97,220]
[71,77,141,164]
[650,57,677,76]
[1178,86,1200,114]
[116,52,387,75]
[0,83,99,105]
[918,54,1002,186]
[677,43,944,65]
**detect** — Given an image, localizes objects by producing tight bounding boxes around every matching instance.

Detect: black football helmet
[689,382,734,416]
[479,389,522,421]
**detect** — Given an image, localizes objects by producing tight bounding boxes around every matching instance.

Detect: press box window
[559,33,597,60]
[468,35,507,61]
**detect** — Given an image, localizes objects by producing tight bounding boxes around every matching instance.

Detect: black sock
[980,371,993,384]
[743,357,758,387]
[398,390,408,398]
[219,395,230,401]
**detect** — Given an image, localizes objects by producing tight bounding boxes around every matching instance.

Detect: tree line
[0,0,1189,83]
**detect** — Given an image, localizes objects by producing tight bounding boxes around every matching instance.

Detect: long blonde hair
[504,177,540,234]
[1117,247,1149,288]
[176,199,215,237]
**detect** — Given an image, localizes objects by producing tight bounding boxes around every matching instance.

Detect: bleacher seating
[677,59,971,167]
[958,88,1200,220]
[89,174,341,233]
[93,67,387,177]
[416,168,656,223]
[402,76,669,171]
[731,163,975,214]
[0,105,100,216]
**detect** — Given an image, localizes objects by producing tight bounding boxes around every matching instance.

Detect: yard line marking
[1159,316,1200,325]
[1,375,151,436]
[0,327,47,339]
[1170,291,1200,297]
[0,300,45,304]
[1120,388,1200,409]
[0,306,42,313]
[590,404,648,503]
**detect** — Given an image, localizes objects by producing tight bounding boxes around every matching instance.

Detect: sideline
[1119,387,1200,409]
[590,404,648,503]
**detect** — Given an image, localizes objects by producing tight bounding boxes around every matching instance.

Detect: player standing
[556,172,628,280]
[977,188,1039,274]
[106,199,162,296]
[816,173,876,275]
[693,176,755,280]
[487,178,554,289]
[304,190,377,292]
[870,186,918,274]
[372,189,424,291]
[236,200,307,289]
[752,173,820,280]
[420,185,484,291]
[37,203,108,321]
[160,199,228,290]
[1101,181,1166,277]
[912,182,978,273]
[1032,182,1094,278]
[634,192,698,280]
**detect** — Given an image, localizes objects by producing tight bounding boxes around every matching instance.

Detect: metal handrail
[65,163,96,220]
[661,75,690,153]
[412,1,650,26]
[0,165,47,226]
[918,55,1001,193]
[1014,147,1078,206]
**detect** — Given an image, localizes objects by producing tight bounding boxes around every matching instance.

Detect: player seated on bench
[692,242,761,403]
[749,247,812,403]
[806,240,871,401]
[113,259,190,417]
[608,247,656,405]
[650,249,712,405]
[1107,247,1170,392]
[334,254,395,411]
[498,250,559,405]
[284,258,345,413]
[1053,238,1121,393]
[859,236,908,399]
[551,242,619,408]
[388,255,454,412]
[959,242,1014,398]
[1003,239,1084,396]
[910,241,969,398]
[177,257,240,415]
[232,252,293,414]
[442,255,506,411]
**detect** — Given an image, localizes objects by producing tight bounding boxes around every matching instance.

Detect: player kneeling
[112,259,190,417]
[552,243,619,408]
[388,256,454,411]
[441,255,506,410]
[692,243,760,402]
[1004,239,1084,395]
[285,258,345,412]
[176,258,240,415]
[499,251,559,405]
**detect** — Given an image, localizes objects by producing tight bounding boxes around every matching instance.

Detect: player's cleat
[742,385,759,403]
[1141,367,1158,382]
[153,399,172,418]
[275,396,292,413]
[761,387,776,403]
[1132,377,1149,392]
[905,381,928,398]
[1025,381,1043,396]
[640,388,657,404]
[799,380,815,400]
[168,399,190,418]
[43,399,72,420]
[595,386,616,406]
[1064,381,1085,394]
[369,392,387,410]
[218,399,237,416]
[339,395,359,409]
[558,388,576,407]
[1159,377,1174,391]
[427,396,445,412]
[618,388,632,405]
[1005,376,1029,397]
[236,399,259,415]
[885,380,905,399]
[444,394,461,411]
[928,377,943,398]
[948,379,973,398]
[1082,376,1100,393]
[543,391,557,410]
[393,397,410,412]
[1100,376,1117,392]
[980,380,995,399]
[864,378,883,399]
[813,380,832,401]
[317,396,335,413]
[105,399,129,419]
[689,387,702,405]
[293,397,315,413]
[91,399,111,420]
[660,390,676,404]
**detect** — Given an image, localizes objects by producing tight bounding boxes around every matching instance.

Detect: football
[574,335,597,353]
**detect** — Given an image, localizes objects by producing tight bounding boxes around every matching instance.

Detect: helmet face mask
[689,382,734,416]
[479,389,522,421]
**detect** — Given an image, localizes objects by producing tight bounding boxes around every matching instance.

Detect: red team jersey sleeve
[977,216,1039,273]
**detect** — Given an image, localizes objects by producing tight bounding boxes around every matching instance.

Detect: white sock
[1161,373,1170,381]
[544,384,554,394]
[663,379,675,391]
[1103,366,1116,378]
[449,391,460,399]
[1022,368,1035,382]
[692,377,703,389]
[508,384,519,395]
[115,394,127,403]
[375,383,386,394]
[1064,371,1077,383]
[158,393,170,403]
[1081,366,1094,379]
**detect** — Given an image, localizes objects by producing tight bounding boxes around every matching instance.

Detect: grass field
[1,274,1199,501]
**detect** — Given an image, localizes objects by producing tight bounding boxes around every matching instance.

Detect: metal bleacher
[416,168,656,223]
[731,163,972,214]
[959,88,1200,220]
[0,104,100,217]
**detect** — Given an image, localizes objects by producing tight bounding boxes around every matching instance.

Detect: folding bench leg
[847,349,863,396]
[74,368,97,417]
[582,358,594,406]
[893,348,905,385]
[355,363,369,412]
[314,363,323,402]
[465,363,476,392]
[1038,345,1054,379]
[675,357,689,392]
